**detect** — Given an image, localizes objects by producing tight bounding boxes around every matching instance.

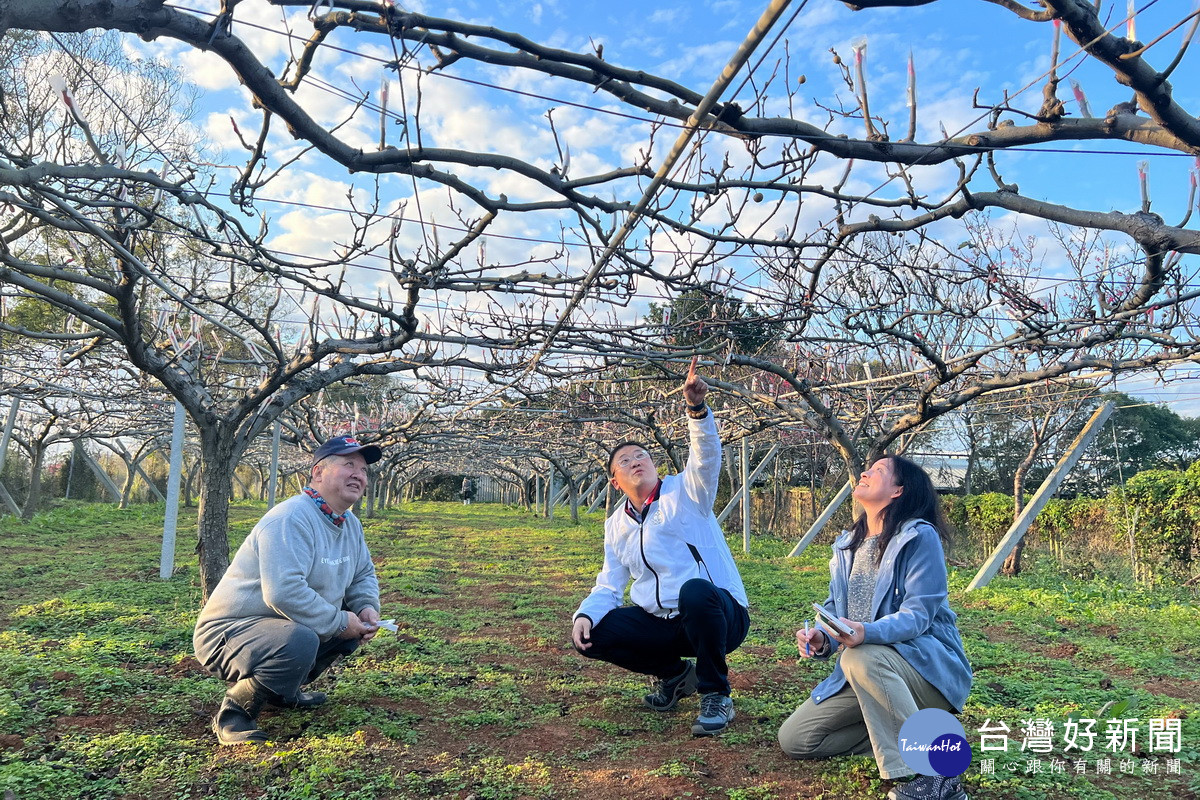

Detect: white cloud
[648,8,689,26]
[654,41,739,82]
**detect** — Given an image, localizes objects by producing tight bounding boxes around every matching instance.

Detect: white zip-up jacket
[574,410,749,625]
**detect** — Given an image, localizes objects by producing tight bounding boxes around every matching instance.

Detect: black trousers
[577,578,750,696]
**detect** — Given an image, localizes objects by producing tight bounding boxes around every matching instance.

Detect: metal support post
[968,401,1116,590]
[0,399,18,470]
[788,481,854,557]
[741,438,751,552]
[78,447,122,502]
[0,400,22,516]
[160,401,186,580]
[717,443,779,524]
[586,476,610,513]
[134,461,167,502]
[268,420,281,508]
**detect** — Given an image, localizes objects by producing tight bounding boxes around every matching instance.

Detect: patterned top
[303,486,346,528]
[846,535,881,622]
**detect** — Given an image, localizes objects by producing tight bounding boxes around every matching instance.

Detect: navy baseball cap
[312,435,382,465]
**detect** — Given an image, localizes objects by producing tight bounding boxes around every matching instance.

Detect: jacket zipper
[638,518,665,613]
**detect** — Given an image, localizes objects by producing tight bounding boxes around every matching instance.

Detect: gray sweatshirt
[194,494,380,645]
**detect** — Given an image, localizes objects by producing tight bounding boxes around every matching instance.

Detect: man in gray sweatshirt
[193,435,384,745]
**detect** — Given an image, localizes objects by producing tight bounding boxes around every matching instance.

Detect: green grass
[1,500,1198,799]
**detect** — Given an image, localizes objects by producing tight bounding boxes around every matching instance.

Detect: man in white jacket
[571,357,750,736]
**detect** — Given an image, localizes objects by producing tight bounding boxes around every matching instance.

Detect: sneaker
[690,692,735,736]
[887,775,968,800]
[643,661,697,711]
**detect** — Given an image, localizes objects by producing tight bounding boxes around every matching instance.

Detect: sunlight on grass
[0,500,1198,798]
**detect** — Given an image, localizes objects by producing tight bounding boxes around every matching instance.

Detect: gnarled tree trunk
[196,428,239,601]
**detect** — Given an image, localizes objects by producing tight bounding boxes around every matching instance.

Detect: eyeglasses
[614,450,650,470]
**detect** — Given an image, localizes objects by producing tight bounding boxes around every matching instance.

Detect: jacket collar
[835,517,928,557]
[623,479,663,523]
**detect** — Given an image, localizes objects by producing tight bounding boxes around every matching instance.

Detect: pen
[804,619,810,656]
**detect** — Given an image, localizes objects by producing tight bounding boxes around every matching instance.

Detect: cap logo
[343,437,360,446]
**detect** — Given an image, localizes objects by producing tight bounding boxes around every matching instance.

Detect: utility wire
[168,2,1200,160]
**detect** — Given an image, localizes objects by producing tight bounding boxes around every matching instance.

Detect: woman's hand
[825,618,865,648]
[796,627,826,659]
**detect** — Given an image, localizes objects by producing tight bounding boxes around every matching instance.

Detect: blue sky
[161,1,1199,211]
[123,0,1200,412]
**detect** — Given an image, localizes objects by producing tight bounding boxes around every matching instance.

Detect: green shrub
[962,492,1014,554]
[1119,466,1200,582]
[1031,496,1101,563]
[941,494,968,534]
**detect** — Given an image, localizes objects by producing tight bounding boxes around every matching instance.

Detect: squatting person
[778,455,973,800]
[193,435,384,745]
[571,356,750,736]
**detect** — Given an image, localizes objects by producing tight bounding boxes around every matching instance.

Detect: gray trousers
[777,644,954,779]
[195,617,359,701]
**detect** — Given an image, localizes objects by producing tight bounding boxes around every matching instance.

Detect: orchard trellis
[2,0,1200,595]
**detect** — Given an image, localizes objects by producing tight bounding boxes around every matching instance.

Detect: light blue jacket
[809,518,972,712]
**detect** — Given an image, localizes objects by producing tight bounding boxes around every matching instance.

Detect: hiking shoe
[691,692,735,736]
[887,775,968,800]
[643,661,697,711]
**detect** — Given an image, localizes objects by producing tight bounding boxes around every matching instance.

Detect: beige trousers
[777,643,954,779]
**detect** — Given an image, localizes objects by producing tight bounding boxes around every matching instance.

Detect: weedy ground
[1,501,1198,799]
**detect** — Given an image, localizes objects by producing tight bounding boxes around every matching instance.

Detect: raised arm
[681,356,721,509]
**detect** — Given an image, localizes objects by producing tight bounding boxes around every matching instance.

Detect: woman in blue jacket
[778,456,972,800]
